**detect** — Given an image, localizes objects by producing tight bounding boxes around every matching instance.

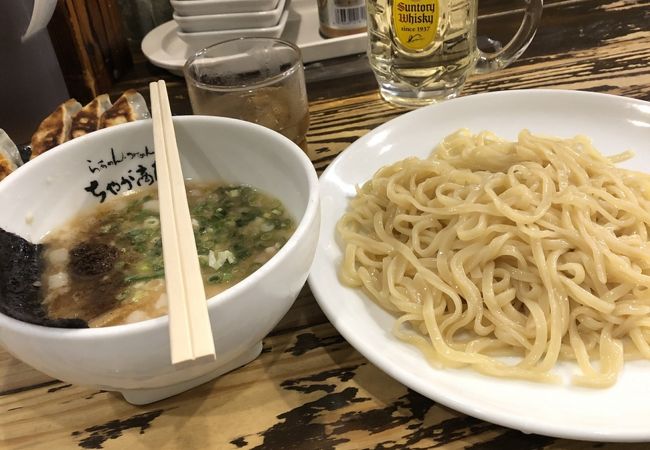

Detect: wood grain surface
[2,0,650,448]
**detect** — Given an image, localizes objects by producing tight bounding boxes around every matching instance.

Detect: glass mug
[366,0,543,107]
[184,38,310,151]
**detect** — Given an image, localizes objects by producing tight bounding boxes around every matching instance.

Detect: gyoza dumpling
[30,99,82,159]
[71,94,113,139]
[0,129,23,181]
[100,90,150,128]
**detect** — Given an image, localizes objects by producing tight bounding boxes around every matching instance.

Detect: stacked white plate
[170,0,290,50]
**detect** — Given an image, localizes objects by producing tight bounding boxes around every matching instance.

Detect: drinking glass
[366,0,543,107]
[184,38,310,151]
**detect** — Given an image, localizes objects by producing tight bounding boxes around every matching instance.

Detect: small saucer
[177,10,289,49]
[171,0,280,16]
[174,0,287,33]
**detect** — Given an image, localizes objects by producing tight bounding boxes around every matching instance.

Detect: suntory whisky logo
[396,2,436,12]
[396,2,435,24]
[392,0,439,50]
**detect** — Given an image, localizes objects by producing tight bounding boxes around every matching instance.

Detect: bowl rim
[0,115,320,338]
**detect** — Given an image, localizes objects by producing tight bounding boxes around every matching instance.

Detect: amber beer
[184,38,310,151]
[366,0,543,107]
[187,85,309,151]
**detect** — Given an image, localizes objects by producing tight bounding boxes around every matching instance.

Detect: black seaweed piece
[0,228,88,328]
[18,143,31,164]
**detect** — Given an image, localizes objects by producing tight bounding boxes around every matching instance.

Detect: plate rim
[308,88,650,442]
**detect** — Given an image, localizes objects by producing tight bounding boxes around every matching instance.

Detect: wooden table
[2,0,650,448]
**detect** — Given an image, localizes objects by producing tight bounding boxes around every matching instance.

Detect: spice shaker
[317,0,367,38]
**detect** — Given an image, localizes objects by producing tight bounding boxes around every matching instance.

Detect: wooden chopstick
[149,80,216,365]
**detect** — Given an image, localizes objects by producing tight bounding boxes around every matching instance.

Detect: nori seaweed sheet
[0,228,88,328]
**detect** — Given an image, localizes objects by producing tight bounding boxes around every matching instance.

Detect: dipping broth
[41,183,295,327]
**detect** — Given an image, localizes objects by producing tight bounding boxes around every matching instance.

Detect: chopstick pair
[149,80,216,365]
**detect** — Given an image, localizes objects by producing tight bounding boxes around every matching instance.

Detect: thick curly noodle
[337,129,650,387]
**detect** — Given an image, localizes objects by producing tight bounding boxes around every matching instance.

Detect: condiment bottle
[317,0,367,38]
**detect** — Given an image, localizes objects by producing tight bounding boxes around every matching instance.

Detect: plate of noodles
[308,89,650,441]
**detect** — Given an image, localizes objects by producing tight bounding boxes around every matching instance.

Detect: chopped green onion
[124,270,165,283]
[208,271,233,284]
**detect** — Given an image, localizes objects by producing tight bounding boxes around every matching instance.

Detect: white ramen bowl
[0,116,320,404]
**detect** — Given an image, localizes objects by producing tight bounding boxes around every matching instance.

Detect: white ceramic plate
[173,0,286,32]
[171,0,280,16]
[309,89,650,442]
[177,10,288,48]
[141,0,367,75]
